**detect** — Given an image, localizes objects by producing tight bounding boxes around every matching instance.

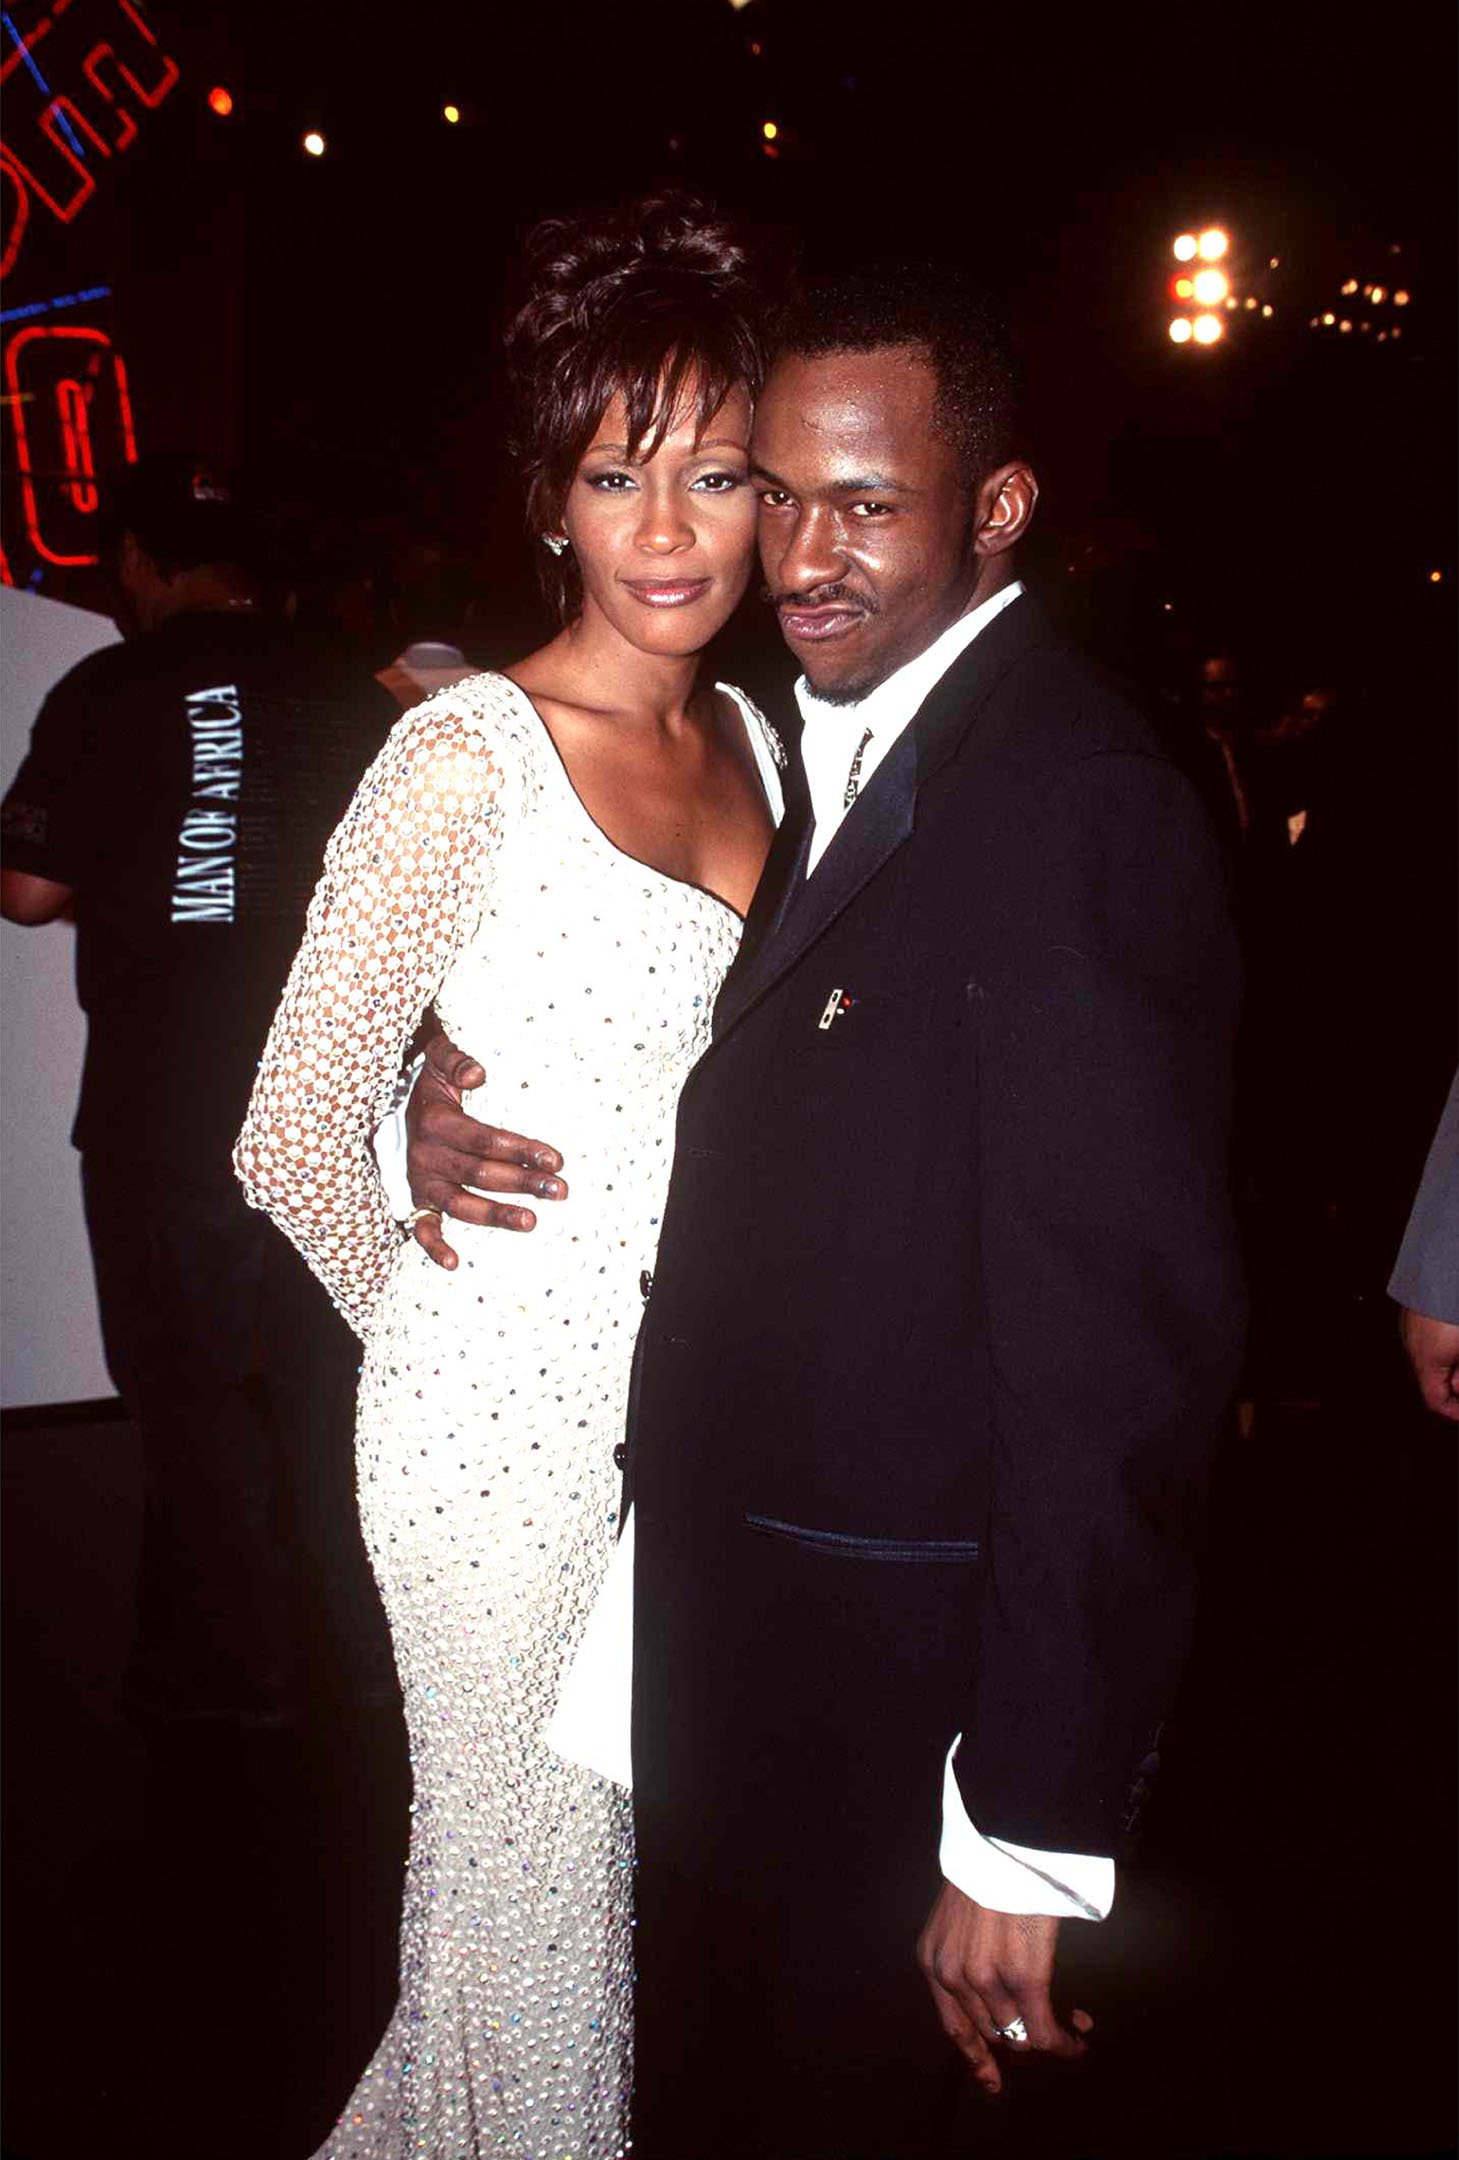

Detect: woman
[236,195,780,2157]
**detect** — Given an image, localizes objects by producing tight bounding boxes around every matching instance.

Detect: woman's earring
[542,533,569,557]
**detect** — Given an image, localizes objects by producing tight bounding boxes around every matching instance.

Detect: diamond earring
[542,533,569,557]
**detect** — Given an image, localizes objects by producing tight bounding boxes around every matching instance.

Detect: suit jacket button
[639,1270,653,1301]
[613,1443,628,1470]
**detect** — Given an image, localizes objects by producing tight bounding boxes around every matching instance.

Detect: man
[404,271,1243,2155]
[1390,1070,1459,1421]
[1,455,396,1728]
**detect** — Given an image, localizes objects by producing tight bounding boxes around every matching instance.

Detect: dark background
[3,5,1455,2157]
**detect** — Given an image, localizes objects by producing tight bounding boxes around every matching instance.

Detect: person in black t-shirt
[2,455,399,1726]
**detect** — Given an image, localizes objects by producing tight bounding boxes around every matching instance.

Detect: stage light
[1192,268,1228,305]
[1173,233,1198,262]
[1197,228,1228,261]
[1168,318,1193,344]
[1394,289,1410,305]
[208,86,233,118]
[443,104,460,124]
[303,130,326,157]
[761,120,778,139]
[1192,313,1223,345]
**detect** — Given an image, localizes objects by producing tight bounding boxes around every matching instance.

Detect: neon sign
[0,1,178,279]
[5,324,138,565]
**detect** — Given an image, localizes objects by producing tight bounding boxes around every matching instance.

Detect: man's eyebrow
[748,463,910,494]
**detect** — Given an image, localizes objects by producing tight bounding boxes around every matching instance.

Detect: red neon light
[207,84,233,117]
[56,378,98,511]
[0,2,178,276]
[4,325,138,566]
[0,2,78,90]
[0,149,30,278]
[0,542,15,587]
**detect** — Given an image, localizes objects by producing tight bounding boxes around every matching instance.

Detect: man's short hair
[99,453,252,577]
[774,266,1021,485]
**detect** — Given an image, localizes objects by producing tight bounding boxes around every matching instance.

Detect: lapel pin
[817,988,857,1031]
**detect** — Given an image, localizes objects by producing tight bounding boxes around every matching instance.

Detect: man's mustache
[760,582,876,615]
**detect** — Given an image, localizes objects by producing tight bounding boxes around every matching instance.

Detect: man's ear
[973,461,1038,557]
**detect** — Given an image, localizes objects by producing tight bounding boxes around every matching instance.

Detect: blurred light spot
[1261,304,1274,317]
[303,130,326,156]
[1197,228,1229,260]
[1341,279,1359,295]
[1321,312,1336,326]
[1168,318,1194,344]
[208,86,233,117]
[1192,268,1228,305]
[1192,313,1223,345]
[1173,234,1198,262]
[1369,285,1387,304]
[1429,569,1443,583]
[443,104,460,124]
[761,119,778,139]
[1393,289,1410,305]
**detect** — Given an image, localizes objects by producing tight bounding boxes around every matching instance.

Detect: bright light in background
[1394,289,1410,305]
[1269,256,1280,269]
[1369,285,1387,303]
[1430,570,1444,584]
[1261,304,1274,318]
[1192,268,1228,305]
[302,130,326,157]
[1192,313,1223,345]
[1174,276,1194,299]
[443,104,460,124]
[207,86,233,117]
[1173,233,1198,262]
[1341,279,1359,295]
[761,119,778,139]
[1197,228,1229,260]
[1244,296,1258,310]
[1338,320,1352,333]
[1321,312,1335,326]
[1168,318,1193,344]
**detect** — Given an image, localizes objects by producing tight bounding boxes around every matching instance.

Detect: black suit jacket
[626,596,1244,2134]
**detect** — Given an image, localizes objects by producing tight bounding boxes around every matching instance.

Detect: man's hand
[405,1031,568,1270]
[1399,1307,1459,1422]
[917,1882,1092,2097]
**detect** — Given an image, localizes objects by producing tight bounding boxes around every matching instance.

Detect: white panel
[1,585,120,1408]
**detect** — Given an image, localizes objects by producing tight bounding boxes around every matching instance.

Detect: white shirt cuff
[939,1737,1115,1921]
[372,1054,423,1220]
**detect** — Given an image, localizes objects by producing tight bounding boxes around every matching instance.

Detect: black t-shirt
[2,609,396,1171]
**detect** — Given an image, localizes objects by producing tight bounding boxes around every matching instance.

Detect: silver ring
[995,2017,1029,2044]
[404,1205,443,1227]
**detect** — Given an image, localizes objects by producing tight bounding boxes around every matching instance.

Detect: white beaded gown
[235,671,782,2158]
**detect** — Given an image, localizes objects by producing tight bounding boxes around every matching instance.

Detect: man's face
[751,346,982,703]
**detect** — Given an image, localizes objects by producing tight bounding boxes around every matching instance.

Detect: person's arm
[397,1032,570,1268]
[923,747,1242,2071]
[0,868,74,924]
[1,668,94,918]
[1389,1072,1459,1419]
[235,700,509,1336]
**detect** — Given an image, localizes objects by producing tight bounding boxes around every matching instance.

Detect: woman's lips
[622,577,712,608]
[777,605,868,642]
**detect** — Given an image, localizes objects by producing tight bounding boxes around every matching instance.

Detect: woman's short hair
[505,192,767,619]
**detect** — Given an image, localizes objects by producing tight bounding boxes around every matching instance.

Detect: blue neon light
[2,12,87,159]
[0,284,113,325]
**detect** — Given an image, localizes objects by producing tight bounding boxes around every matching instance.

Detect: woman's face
[560,381,756,657]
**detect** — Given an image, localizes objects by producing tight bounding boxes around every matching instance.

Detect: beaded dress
[235,671,782,2158]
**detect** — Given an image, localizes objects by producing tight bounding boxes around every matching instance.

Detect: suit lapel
[711,593,1053,1045]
